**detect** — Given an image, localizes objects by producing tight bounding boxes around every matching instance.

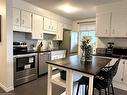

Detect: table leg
[66,70,73,95]
[47,64,52,95]
[88,75,94,95]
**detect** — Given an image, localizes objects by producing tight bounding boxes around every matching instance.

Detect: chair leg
[111,83,115,95]
[99,89,101,95]
[105,88,107,95]
[85,85,89,95]
[108,87,110,95]
[76,83,80,95]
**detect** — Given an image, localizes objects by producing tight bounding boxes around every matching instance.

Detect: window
[79,22,96,54]
[80,31,96,46]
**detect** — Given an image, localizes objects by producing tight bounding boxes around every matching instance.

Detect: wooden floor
[0,72,127,95]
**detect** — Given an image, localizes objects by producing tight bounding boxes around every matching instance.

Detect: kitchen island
[46,55,111,95]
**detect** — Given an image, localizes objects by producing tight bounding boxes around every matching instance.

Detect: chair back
[94,58,121,89]
[112,58,121,77]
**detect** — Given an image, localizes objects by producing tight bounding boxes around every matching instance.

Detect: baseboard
[113,81,127,91]
[0,83,14,92]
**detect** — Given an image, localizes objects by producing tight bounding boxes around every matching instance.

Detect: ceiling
[24,0,120,20]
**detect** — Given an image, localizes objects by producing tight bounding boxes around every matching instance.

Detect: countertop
[13,49,67,55]
[93,54,127,59]
[46,55,111,75]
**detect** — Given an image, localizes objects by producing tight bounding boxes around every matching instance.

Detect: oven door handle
[13,53,37,58]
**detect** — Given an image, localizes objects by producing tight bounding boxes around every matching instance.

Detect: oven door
[13,53,37,86]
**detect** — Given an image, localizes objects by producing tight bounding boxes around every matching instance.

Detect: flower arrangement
[81,36,91,45]
[80,36,92,62]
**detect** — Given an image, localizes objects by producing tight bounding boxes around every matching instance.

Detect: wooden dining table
[46,55,111,95]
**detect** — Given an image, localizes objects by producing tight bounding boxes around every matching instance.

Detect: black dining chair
[76,58,121,95]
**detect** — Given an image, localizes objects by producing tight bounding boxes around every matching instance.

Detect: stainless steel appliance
[13,42,37,86]
[105,42,114,56]
[13,42,27,55]
[38,52,51,76]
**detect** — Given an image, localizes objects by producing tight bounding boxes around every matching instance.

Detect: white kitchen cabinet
[21,10,32,30]
[13,8,32,33]
[43,17,51,31]
[55,22,63,40]
[51,20,57,32]
[51,50,66,60]
[13,8,20,26]
[96,12,111,37]
[96,11,127,38]
[43,17,57,32]
[113,59,125,82]
[63,24,72,30]
[111,11,127,37]
[32,14,43,39]
[123,60,127,84]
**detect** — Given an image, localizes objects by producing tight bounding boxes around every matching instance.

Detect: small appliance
[105,42,114,56]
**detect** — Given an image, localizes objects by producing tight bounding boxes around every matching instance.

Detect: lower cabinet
[110,58,127,91]
[51,50,66,60]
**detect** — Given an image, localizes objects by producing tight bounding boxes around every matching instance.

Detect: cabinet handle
[22,20,24,24]
[126,32,127,36]
[112,29,115,34]
[49,26,50,29]
[52,26,53,30]
[105,29,107,34]
[121,78,124,81]
[16,18,19,23]
[40,34,42,38]
[123,61,125,64]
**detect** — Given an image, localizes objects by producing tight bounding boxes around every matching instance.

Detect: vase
[80,45,92,62]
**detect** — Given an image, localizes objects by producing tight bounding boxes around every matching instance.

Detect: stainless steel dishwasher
[38,52,51,76]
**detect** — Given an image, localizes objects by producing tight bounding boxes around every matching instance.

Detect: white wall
[0,0,13,92]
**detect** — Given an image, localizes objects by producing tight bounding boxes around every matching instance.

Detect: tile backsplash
[13,32,59,50]
[97,37,127,48]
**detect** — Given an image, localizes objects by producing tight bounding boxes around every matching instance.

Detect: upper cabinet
[55,22,63,40]
[13,8,20,26]
[96,11,127,38]
[13,8,32,33]
[111,11,127,37]
[32,14,43,39]
[96,12,111,37]
[43,17,57,33]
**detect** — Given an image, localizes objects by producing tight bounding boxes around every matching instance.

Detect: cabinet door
[21,10,32,29]
[32,14,43,39]
[96,12,111,37]
[51,20,57,32]
[43,17,51,31]
[123,60,127,84]
[113,59,125,83]
[13,8,20,26]
[56,22,63,40]
[111,11,127,37]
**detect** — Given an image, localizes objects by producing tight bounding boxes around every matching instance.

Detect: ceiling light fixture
[58,4,79,13]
